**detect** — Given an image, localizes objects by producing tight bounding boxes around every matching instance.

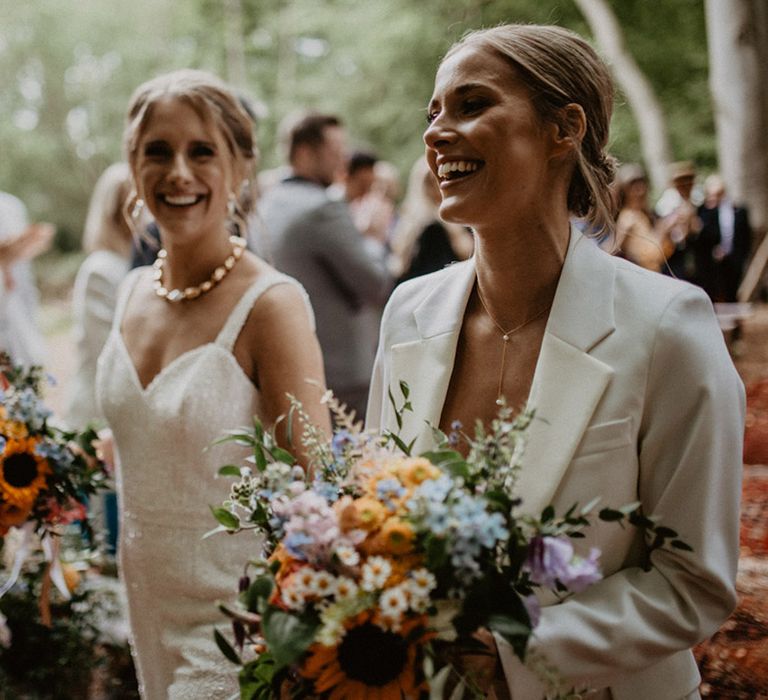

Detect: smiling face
[132,97,237,242]
[424,45,560,229]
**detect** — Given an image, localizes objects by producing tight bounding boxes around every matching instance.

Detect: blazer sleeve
[500,286,744,693]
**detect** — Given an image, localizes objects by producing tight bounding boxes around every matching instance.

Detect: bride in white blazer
[367,24,744,700]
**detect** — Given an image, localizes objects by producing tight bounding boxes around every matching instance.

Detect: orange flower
[339,496,387,533]
[362,518,416,558]
[395,458,441,487]
[0,436,51,510]
[300,610,432,699]
[0,500,33,536]
[0,406,28,441]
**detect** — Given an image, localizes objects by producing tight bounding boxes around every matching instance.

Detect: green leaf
[386,431,412,456]
[420,449,463,464]
[654,526,679,538]
[671,539,694,552]
[425,534,448,570]
[239,654,277,700]
[214,627,242,665]
[598,508,625,522]
[253,444,268,471]
[210,506,240,530]
[579,497,602,515]
[218,465,243,477]
[268,446,296,466]
[487,614,531,642]
[243,576,274,613]
[262,609,320,667]
[541,505,555,523]
[399,380,410,399]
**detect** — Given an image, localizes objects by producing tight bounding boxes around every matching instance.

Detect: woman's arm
[502,286,744,692]
[244,281,331,465]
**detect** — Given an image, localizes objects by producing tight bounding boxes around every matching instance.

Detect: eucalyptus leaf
[262,609,320,667]
[210,505,240,530]
[214,628,242,665]
[218,465,242,477]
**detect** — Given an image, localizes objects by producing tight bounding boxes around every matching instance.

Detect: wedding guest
[260,113,392,420]
[655,161,701,280]
[0,192,54,365]
[391,156,474,283]
[694,174,751,303]
[609,164,666,272]
[67,163,133,429]
[368,24,744,699]
[96,70,329,699]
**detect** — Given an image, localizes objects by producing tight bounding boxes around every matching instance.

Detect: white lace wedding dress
[97,267,309,699]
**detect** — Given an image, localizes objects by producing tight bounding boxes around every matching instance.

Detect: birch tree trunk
[223,0,247,88]
[705,0,768,233]
[573,0,672,194]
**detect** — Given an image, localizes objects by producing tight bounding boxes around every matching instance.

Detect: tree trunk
[574,0,672,194]
[223,0,247,88]
[705,0,768,233]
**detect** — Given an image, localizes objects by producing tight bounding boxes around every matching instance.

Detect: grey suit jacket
[260,177,392,394]
[367,230,744,699]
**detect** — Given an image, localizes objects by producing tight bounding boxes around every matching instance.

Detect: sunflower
[0,436,52,510]
[0,501,33,536]
[300,610,433,699]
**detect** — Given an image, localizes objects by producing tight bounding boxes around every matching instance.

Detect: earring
[131,198,145,220]
[227,192,237,219]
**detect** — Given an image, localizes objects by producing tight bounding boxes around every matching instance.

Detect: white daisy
[334,576,359,601]
[312,571,337,598]
[335,544,360,567]
[379,585,409,617]
[281,586,305,610]
[361,556,392,592]
[293,567,317,594]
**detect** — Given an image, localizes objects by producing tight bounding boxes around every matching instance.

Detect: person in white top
[368,24,743,699]
[66,163,134,429]
[0,192,54,365]
[96,69,330,699]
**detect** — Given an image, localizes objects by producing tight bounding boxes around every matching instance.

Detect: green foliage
[0,0,713,251]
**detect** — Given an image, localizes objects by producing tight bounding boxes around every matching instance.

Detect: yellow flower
[339,496,387,533]
[379,518,415,555]
[0,436,52,510]
[395,458,441,487]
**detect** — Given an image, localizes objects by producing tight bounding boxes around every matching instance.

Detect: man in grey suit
[259,114,392,419]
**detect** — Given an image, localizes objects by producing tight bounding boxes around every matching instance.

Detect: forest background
[0,0,724,255]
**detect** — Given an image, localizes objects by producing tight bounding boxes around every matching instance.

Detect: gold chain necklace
[152,235,246,303]
[476,283,550,405]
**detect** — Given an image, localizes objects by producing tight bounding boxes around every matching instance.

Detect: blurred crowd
[0,107,752,430]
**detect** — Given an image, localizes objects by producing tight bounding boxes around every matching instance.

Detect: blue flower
[284,531,314,559]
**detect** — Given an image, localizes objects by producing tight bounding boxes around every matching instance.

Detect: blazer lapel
[391,260,476,454]
[516,231,617,515]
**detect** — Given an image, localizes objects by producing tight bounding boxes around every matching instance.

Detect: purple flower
[525,536,602,593]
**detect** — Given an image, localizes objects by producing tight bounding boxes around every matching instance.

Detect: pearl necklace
[152,235,246,303]
[476,284,550,405]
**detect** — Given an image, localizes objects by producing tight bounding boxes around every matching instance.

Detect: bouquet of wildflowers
[0,353,108,602]
[212,385,690,699]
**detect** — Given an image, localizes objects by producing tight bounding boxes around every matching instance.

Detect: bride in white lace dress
[96,70,330,699]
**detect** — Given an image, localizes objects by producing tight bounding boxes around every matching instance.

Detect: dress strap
[215,271,315,351]
[112,267,146,330]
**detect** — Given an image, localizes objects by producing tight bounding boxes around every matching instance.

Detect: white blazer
[367,230,744,700]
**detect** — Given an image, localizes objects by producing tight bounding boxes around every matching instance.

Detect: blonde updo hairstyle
[444,25,617,234]
[123,69,256,231]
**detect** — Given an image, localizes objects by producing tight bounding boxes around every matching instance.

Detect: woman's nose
[169,153,193,183]
[423,114,456,150]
